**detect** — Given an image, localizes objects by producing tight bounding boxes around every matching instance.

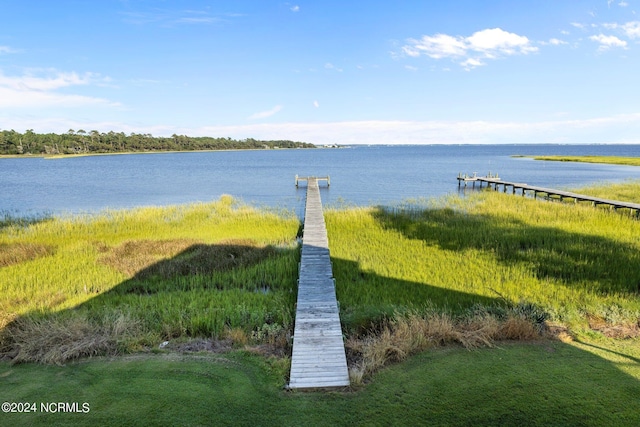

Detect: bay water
[2,144,640,218]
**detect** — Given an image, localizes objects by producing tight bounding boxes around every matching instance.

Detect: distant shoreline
[513,155,640,167]
[0,146,317,160]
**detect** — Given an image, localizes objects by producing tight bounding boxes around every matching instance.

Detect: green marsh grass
[1,196,300,362]
[3,183,640,365]
[326,186,640,333]
[572,179,640,203]
[527,155,640,167]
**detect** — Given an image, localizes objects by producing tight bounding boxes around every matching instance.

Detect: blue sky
[1,0,639,144]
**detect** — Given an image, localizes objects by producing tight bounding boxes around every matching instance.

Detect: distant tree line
[0,129,315,155]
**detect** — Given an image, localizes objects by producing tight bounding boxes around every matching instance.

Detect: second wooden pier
[457,173,640,216]
[288,176,350,390]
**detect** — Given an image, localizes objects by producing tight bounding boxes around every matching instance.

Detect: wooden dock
[457,173,640,216]
[295,174,330,187]
[288,176,350,390]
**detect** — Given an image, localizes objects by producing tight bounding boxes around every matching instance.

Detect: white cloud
[121,8,229,26]
[176,16,219,24]
[621,21,640,38]
[290,5,300,12]
[589,33,628,50]
[602,21,640,38]
[313,100,319,108]
[248,105,283,120]
[619,1,629,6]
[548,38,568,45]
[187,114,640,145]
[324,62,343,72]
[0,46,18,54]
[0,71,92,91]
[403,33,467,59]
[404,65,418,71]
[466,28,537,54]
[402,28,537,69]
[460,58,484,70]
[0,70,119,108]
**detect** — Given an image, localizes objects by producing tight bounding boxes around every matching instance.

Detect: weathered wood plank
[288,177,350,390]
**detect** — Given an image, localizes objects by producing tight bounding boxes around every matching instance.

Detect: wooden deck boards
[288,177,350,390]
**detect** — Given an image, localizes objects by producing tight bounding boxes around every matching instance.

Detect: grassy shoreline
[2,183,639,424]
[516,154,640,166]
[2,184,639,350]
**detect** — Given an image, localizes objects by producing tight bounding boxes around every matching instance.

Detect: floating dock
[288,176,350,390]
[457,173,640,216]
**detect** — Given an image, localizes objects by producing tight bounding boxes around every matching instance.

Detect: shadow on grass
[1,232,640,427]
[1,240,300,363]
[2,205,640,425]
[84,240,301,333]
[575,339,640,365]
[332,257,501,333]
[372,206,640,295]
[98,240,285,295]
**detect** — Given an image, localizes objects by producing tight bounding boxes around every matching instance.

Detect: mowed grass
[525,155,640,167]
[1,340,639,427]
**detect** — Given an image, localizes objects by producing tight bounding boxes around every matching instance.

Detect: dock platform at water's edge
[295,175,330,187]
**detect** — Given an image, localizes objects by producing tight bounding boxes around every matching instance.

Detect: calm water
[2,145,640,217]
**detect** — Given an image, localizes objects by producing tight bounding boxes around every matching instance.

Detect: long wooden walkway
[457,173,640,216]
[288,177,350,390]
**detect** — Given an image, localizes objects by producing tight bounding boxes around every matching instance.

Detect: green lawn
[1,338,639,426]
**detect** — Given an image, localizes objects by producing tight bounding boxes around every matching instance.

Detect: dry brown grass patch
[98,239,199,276]
[0,242,55,267]
[226,327,249,347]
[346,310,545,384]
[1,312,141,364]
[497,316,540,340]
[587,315,640,339]
[546,323,575,342]
[99,238,278,278]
